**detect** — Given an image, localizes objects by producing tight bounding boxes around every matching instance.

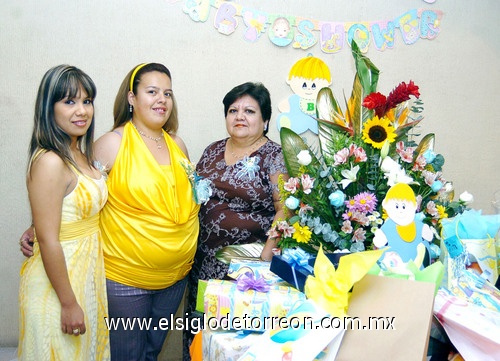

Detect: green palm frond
[351,41,380,96]
[350,41,380,137]
[349,74,364,137]
[316,87,351,159]
[215,242,264,265]
[280,127,320,177]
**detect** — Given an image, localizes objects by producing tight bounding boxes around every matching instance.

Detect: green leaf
[316,87,339,159]
[349,74,364,137]
[413,133,435,163]
[316,87,341,119]
[215,242,264,265]
[350,40,380,137]
[351,40,380,96]
[280,127,319,177]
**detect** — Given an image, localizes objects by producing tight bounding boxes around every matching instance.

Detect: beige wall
[1,0,499,357]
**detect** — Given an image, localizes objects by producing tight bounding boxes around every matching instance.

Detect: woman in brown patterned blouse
[184,82,288,360]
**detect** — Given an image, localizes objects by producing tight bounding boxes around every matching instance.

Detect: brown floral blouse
[186,137,286,314]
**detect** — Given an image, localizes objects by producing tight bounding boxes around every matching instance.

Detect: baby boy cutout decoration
[373,183,433,268]
[276,55,331,135]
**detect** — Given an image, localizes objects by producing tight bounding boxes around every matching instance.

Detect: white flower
[297,150,312,166]
[340,165,360,189]
[380,156,401,173]
[459,191,474,205]
[442,181,454,193]
[385,168,413,187]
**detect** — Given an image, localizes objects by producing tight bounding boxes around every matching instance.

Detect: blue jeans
[106,278,187,361]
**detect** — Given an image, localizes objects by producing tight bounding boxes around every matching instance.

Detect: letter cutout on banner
[242,8,268,42]
[371,20,396,51]
[396,9,420,45]
[268,15,294,47]
[214,2,238,35]
[419,9,441,39]
[293,19,317,50]
[320,22,345,54]
[347,23,371,53]
[183,0,211,22]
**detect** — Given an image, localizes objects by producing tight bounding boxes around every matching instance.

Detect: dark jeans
[106,278,187,361]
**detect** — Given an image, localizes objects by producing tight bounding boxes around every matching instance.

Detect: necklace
[228,136,264,159]
[132,122,164,149]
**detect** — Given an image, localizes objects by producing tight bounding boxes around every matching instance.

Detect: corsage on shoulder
[180,160,213,205]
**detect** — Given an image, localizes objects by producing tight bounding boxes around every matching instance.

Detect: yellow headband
[129,63,149,92]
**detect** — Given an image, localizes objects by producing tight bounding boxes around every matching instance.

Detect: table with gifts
[192,211,500,361]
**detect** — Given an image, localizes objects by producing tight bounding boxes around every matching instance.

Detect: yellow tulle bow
[304,247,385,317]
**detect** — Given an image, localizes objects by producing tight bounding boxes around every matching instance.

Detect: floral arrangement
[268,41,469,256]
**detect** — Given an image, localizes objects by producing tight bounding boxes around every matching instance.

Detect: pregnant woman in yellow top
[94,63,200,361]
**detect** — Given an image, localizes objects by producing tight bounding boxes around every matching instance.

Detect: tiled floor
[0,347,17,361]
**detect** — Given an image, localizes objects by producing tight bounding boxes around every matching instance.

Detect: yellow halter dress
[18,167,110,361]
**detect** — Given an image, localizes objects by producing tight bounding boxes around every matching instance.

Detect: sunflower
[362,116,397,149]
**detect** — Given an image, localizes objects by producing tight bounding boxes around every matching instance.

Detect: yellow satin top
[100,122,200,290]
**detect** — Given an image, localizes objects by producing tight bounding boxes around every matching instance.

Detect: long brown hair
[28,64,97,174]
[112,63,179,134]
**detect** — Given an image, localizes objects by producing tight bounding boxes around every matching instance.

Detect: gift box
[270,249,347,291]
[433,288,500,361]
[202,328,262,361]
[236,299,347,361]
[227,259,285,285]
[196,279,208,313]
[204,279,306,332]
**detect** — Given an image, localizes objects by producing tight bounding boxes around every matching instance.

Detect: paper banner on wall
[182,1,443,53]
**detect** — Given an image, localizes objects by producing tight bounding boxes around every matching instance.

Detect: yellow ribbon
[304,246,384,317]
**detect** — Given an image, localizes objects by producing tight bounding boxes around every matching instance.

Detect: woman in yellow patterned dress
[18,65,110,360]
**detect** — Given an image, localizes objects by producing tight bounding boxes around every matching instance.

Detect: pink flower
[334,148,349,166]
[284,177,300,193]
[422,170,437,187]
[396,141,414,163]
[352,146,367,163]
[341,220,353,233]
[352,228,367,242]
[342,211,352,221]
[353,192,378,213]
[267,227,281,239]
[412,155,427,171]
[298,203,314,216]
[350,210,371,227]
[277,221,295,238]
[426,201,438,218]
[416,194,423,212]
[300,174,315,194]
